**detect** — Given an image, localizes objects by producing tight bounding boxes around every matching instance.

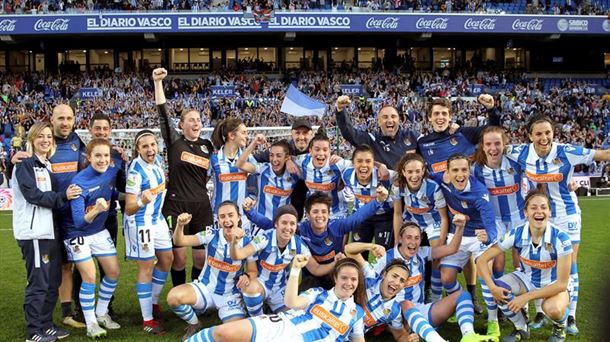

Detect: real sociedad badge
[143,243,149,251]
[384,308,391,316]
[450,137,458,146]
[421,195,428,203]
[71,143,77,151]
[461,201,468,209]
[289,249,296,256]
[201,145,209,154]
[353,233,361,241]
[403,137,411,146]
[324,237,333,246]
[507,167,515,175]
[553,158,562,166]
[42,254,49,264]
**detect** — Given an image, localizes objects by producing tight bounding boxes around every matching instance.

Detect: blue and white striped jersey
[296,154,351,217]
[209,147,257,213]
[253,163,300,219]
[372,246,431,304]
[196,229,250,295]
[341,167,392,215]
[498,222,572,289]
[361,265,403,332]
[473,156,525,226]
[125,155,166,227]
[506,143,595,218]
[287,287,365,341]
[249,230,311,294]
[392,178,446,230]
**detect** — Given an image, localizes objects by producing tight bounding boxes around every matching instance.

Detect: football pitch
[1,197,609,341]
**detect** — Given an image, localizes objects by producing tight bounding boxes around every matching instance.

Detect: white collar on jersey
[519,221,554,246]
[528,142,558,164]
[271,229,297,253]
[328,287,356,306]
[483,155,511,172]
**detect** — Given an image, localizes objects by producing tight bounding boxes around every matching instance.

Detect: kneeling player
[477,190,573,342]
[230,204,335,316]
[186,256,368,342]
[167,202,254,340]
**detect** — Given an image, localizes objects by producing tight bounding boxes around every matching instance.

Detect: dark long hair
[211,118,244,149]
[473,126,509,167]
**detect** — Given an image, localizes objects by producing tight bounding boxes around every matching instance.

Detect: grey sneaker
[86,323,107,339]
[529,312,546,330]
[548,323,566,342]
[566,316,579,335]
[97,314,121,330]
[44,326,70,339]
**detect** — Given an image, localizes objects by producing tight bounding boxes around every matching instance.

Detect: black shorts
[163,199,213,250]
[352,212,394,250]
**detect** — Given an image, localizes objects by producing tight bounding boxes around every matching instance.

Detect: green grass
[1,198,609,341]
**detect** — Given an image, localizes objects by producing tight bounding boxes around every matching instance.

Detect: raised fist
[141,189,155,205]
[376,185,389,203]
[478,94,494,110]
[177,213,192,226]
[292,254,310,269]
[242,197,256,212]
[152,68,168,82]
[95,198,109,212]
[336,95,351,112]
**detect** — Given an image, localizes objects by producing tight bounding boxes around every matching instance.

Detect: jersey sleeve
[505,144,526,162]
[562,144,595,166]
[371,253,388,275]
[433,183,446,208]
[125,170,142,195]
[498,227,517,251]
[195,230,214,246]
[389,184,402,202]
[475,190,498,244]
[420,246,433,263]
[555,230,573,257]
[299,242,312,257]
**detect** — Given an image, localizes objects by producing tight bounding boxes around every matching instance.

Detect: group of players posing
[12,67,610,342]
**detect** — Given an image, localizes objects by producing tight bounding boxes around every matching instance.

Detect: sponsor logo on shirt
[51,161,78,173]
[363,307,377,328]
[218,172,248,182]
[355,194,375,204]
[305,181,336,191]
[313,251,336,263]
[526,171,563,183]
[431,161,447,173]
[260,260,290,273]
[406,206,431,215]
[405,274,423,287]
[149,182,166,195]
[448,206,470,220]
[520,256,556,269]
[180,151,210,169]
[311,304,349,335]
[207,256,241,272]
[263,185,292,197]
[488,184,519,196]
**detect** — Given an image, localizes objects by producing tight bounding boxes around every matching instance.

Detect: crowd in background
[1,67,609,184]
[1,0,607,15]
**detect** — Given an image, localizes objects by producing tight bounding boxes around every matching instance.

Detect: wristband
[137,199,144,208]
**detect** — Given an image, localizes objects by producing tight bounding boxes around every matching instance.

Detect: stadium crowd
[1,0,607,15]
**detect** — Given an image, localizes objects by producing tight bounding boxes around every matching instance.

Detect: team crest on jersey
[289,249,296,256]
[421,196,428,203]
[324,237,333,246]
[384,308,391,316]
[286,177,292,182]
[450,137,458,146]
[461,201,468,208]
[351,309,357,317]
[143,243,149,251]
[42,254,49,264]
[327,170,334,176]
[553,158,563,166]
[353,233,361,241]
[507,167,515,175]
[71,143,77,151]
[201,145,209,154]
[403,137,412,146]
[545,243,554,253]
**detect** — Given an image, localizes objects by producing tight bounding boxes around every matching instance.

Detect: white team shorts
[551,214,581,244]
[189,280,246,322]
[423,222,441,241]
[498,271,574,299]
[440,235,491,271]
[497,218,526,237]
[63,229,116,263]
[261,284,287,313]
[124,217,173,260]
[247,313,302,342]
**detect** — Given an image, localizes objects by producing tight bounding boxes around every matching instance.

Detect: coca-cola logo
[0,19,16,32]
[34,18,70,31]
[464,18,496,30]
[415,17,449,30]
[511,19,543,31]
[365,17,400,29]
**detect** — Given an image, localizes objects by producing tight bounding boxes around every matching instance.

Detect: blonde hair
[26,122,55,158]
